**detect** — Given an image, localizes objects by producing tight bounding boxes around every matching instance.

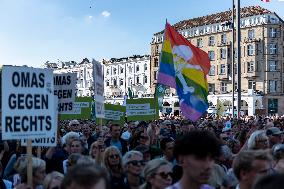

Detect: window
[269,61,277,71]
[269,44,277,54]
[247,61,255,72]
[197,38,203,47]
[269,27,277,38]
[144,75,147,84]
[144,64,147,71]
[208,83,215,93]
[269,80,277,92]
[248,29,255,40]
[208,51,215,61]
[220,49,226,59]
[120,79,123,86]
[248,80,256,90]
[136,76,140,84]
[209,65,215,76]
[128,77,132,85]
[106,80,109,86]
[113,79,117,86]
[106,69,109,75]
[113,68,117,75]
[154,58,159,67]
[220,64,226,75]
[120,68,124,74]
[129,66,132,73]
[221,82,227,93]
[209,36,215,46]
[154,71,157,80]
[247,45,254,56]
[136,65,139,72]
[221,34,227,44]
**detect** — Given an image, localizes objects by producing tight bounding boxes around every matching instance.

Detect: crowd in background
[1,114,284,188]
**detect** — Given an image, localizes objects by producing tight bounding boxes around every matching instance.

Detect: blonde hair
[43,171,64,189]
[103,146,123,174]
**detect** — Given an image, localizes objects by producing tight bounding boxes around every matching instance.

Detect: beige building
[150,6,284,116]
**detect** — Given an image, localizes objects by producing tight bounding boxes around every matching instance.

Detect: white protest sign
[2,66,56,140]
[54,73,76,114]
[105,110,124,121]
[93,59,105,118]
[66,102,90,114]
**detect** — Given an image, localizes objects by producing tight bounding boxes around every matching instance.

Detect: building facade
[150,6,284,116]
[104,55,151,104]
[44,58,95,97]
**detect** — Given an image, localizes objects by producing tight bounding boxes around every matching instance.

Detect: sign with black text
[53,73,76,114]
[93,59,105,118]
[1,66,56,140]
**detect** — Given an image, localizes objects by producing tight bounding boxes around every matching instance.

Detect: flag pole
[231,0,235,117]
[236,0,241,119]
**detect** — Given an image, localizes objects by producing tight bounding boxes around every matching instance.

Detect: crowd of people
[1,114,284,189]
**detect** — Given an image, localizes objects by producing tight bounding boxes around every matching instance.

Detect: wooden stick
[27,139,33,187]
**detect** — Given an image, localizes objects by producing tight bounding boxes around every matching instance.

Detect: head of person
[103,146,123,173]
[138,131,150,146]
[247,130,269,150]
[142,159,173,189]
[43,171,64,189]
[70,138,85,154]
[173,130,221,185]
[69,120,81,133]
[61,163,110,189]
[266,127,284,147]
[253,173,284,189]
[110,124,121,140]
[233,150,272,189]
[14,156,46,187]
[122,150,144,177]
[134,145,152,162]
[81,123,91,136]
[90,141,105,159]
[180,120,195,133]
[272,144,284,173]
[160,137,175,161]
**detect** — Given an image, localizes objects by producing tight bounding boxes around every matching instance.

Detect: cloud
[88,15,93,19]
[101,11,111,18]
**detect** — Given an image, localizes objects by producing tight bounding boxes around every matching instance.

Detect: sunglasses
[109,154,119,159]
[128,160,146,166]
[157,172,173,179]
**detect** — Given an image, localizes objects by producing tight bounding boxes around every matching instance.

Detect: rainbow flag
[157,22,210,121]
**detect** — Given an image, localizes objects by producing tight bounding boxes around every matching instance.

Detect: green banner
[59,97,92,120]
[96,104,126,126]
[126,98,159,121]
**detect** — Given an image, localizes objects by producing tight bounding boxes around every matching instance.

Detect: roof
[155,6,273,35]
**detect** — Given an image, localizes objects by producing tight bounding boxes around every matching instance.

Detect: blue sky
[0,0,283,67]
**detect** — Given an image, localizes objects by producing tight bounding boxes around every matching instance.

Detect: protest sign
[54,73,76,114]
[95,103,126,126]
[126,98,159,121]
[1,66,56,140]
[59,97,92,120]
[93,59,105,118]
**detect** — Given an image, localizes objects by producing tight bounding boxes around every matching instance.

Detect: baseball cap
[266,127,284,136]
[69,119,80,127]
[272,143,284,159]
[162,120,172,125]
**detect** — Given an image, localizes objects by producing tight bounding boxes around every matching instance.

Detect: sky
[0,0,283,68]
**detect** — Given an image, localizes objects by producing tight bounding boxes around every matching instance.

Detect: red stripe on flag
[261,0,270,2]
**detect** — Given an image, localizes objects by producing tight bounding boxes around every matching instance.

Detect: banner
[96,103,126,126]
[59,97,92,120]
[1,66,56,140]
[93,59,105,118]
[126,98,159,121]
[53,72,76,114]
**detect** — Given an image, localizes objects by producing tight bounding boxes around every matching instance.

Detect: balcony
[243,71,260,78]
[243,37,261,43]
[217,74,230,80]
[217,41,231,47]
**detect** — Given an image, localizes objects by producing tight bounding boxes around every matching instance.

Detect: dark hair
[110,124,120,131]
[160,137,174,151]
[173,130,221,159]
[253,173,284,189]
[61,163,110,189]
